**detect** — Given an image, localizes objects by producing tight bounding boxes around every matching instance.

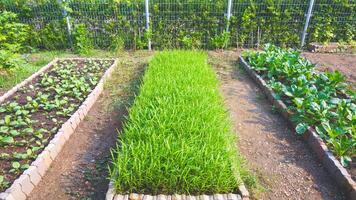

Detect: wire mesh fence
[69,2,146,49]
[0,0,355,50]
[229,0,309,48]
[149,0,227,49]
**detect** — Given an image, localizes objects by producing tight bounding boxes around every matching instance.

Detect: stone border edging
[238,56,356,199]
[106,181,249,200]
[0,58,118,200]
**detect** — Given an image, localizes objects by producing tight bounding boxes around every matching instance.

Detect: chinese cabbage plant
[243,44,355,167]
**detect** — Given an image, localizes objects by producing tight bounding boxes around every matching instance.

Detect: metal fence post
[226,0,233,32]
[145,0,152,50]
[301,0,315,48]
[58,0,72,48]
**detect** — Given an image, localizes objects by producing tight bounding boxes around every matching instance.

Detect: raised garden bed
[107,51,249,200]
[0,58,117,200]
[239,45,355,199]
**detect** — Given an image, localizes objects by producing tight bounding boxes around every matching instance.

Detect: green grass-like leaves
[110,51,242,194]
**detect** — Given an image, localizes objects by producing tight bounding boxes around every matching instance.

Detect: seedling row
[0,59,114,191]
[110,51,243,195]
[243,45,355,170]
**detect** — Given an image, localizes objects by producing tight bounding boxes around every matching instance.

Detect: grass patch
[0,64,41,92]
[110,51,243,195]
[103,51,152,113]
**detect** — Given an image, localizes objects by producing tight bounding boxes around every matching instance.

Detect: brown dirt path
[209,51,345,200]
[27,51,152,200]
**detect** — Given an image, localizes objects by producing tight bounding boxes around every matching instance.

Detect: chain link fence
[0,0,355,50]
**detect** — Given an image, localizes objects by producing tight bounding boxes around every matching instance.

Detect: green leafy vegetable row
[243,45,355,167]
[110,51,242,194]
[0,59,113,191]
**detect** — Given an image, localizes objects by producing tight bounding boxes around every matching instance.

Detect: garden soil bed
[209,51,346,200]
[0,58,116,197]
[27,51,152,200]
[302,52,356,88]
[307,43,355,54]
[17,50,353,200]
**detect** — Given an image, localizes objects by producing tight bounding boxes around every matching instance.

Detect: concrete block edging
[0,57,118,200]
[239,56,356,199]
[105,181,249,200]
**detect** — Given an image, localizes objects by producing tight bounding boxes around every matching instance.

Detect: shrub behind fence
[0,0,355,50]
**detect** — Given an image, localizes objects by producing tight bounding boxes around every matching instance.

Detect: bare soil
[302,52,356,87]
[27,51,152,200]
[307,42,356,54]
[209,51,345,200]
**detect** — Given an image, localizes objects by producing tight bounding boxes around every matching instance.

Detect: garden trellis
[0,0,355,50]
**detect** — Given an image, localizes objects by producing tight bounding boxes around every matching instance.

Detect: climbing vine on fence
[0,0,355,50]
